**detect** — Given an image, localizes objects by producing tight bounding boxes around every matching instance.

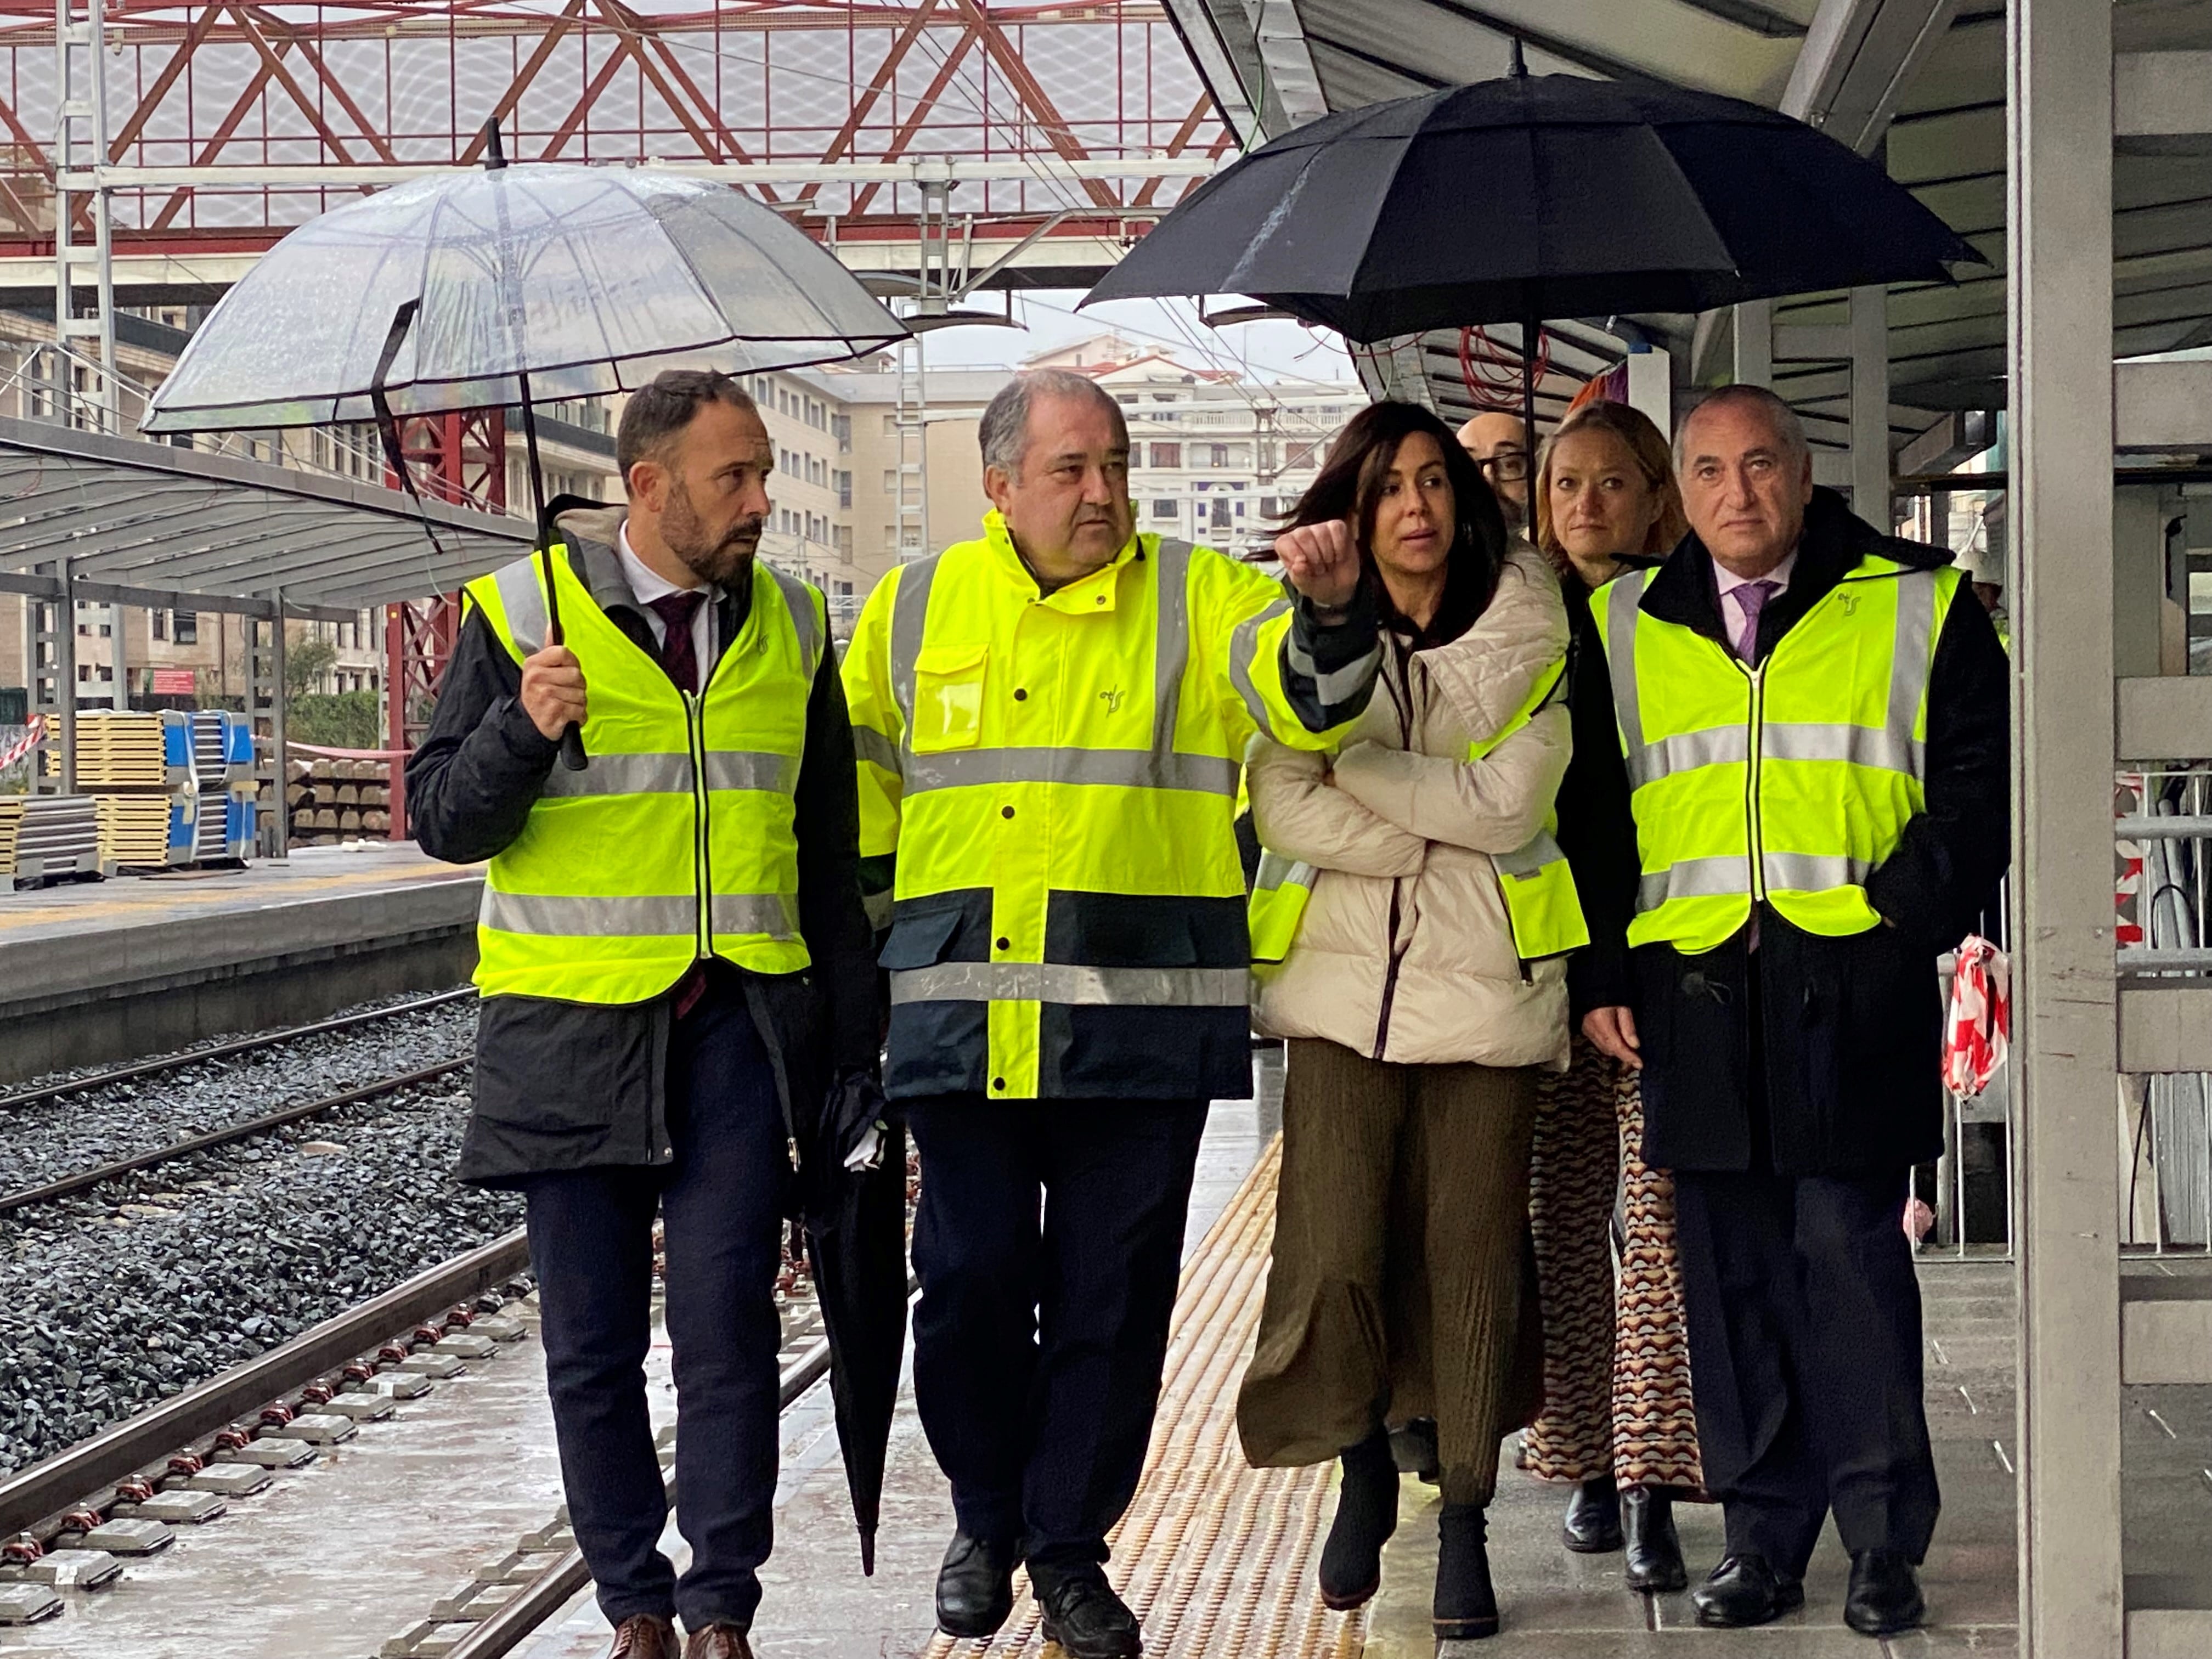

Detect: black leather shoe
[1621,1487,1687,1593]
[934,1529,1019,1639]
[1561,1476,1624,1554]
[1030,1563,1143,1659]
[1318,1429,1400,1609]
[1692,1554,1804,1628]
[1844,1548,1926,1637]
[1433,1503,1499,1640]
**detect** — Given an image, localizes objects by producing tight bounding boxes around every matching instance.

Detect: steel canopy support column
[1849,285,1890,525]
[269,591,288,859]
[2009,0,2123,1653]
[1734,300,1773,388]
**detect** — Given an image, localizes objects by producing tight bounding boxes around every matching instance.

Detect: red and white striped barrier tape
[0,714,46,771]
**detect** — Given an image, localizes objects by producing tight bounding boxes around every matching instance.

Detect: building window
[837,470,852,509]
[1211,499,1232,530]
[1286,442,1319,470]
[151,610,167,641]
[1208,444,1230,468]
[1234,503,1246,517]
[1152,499,1178,519]
[1149,443,1180,469]
[174,610,198,645]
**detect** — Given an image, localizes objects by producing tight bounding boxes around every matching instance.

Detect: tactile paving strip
[923,1136,1368,1659]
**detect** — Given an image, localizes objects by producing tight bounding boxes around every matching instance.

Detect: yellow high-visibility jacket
[1594,549,1964,955]
[466,545,823,1002]
[843,512,1380,1102]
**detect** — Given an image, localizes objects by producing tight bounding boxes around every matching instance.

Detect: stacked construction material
[0,799,22,878]
[12,795,101,884]
[76,709,255,871]
[286,757,393,845]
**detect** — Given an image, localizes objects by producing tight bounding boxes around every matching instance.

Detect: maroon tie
[647,590,706,693]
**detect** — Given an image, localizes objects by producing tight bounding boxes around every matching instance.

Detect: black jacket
[408,514,877,1187]
[1570,489,2010,1176]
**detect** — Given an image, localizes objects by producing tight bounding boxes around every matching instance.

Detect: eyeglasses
[1479,452,1531,483]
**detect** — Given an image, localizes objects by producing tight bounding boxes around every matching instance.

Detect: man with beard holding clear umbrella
[409,369,876,1659]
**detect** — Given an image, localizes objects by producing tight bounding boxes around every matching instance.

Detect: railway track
[0,987,477,1115]
[0,1058,472,1217]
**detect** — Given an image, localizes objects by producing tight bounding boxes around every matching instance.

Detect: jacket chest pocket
[911,644,988,752]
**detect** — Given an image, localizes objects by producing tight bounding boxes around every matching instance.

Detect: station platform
[514,1057,2025,1659]
[0,842,482,1083]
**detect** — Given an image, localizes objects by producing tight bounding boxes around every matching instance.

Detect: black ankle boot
[1433,1503,1499,1640]
[1621,1487,1687,1592]
[1561,1475,1623,1553]
[1318,1428,1400,1610]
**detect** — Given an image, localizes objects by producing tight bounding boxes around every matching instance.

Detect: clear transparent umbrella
[145,134,907,768]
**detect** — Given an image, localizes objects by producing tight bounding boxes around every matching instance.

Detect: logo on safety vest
[1099,689,1124,715]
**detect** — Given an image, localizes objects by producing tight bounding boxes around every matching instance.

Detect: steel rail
[0,986,477,1113]
[0,1058,472,1216]
[0,1228,532,1539]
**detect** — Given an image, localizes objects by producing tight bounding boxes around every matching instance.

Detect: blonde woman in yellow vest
[409,371,877,1659]
[1516,400,1705,1594]
[1578,386,2010,1639]
[1235,402,1579,1643]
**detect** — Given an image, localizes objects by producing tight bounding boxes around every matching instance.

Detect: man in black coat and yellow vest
[1578,386,2008,1639]
[409,370,876,1659]
[843,369,1378,1659]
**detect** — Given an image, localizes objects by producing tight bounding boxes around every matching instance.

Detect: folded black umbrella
[797,1067,909,1575]
[1086,69,1980,347]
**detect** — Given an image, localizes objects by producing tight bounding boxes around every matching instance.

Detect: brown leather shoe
[682,1626,755,1659]
[606,1615,679,1659]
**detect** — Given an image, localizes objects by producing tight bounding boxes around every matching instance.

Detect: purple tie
[1728,579,1778,664]
[647,591,706,693]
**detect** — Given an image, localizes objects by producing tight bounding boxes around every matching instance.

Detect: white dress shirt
[616,522,718,673]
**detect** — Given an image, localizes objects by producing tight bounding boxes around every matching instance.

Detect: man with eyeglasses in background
[1458,411,1531,534]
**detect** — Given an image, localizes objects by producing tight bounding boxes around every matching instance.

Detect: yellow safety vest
[1594,554,1961,955]
[844,513,1364,1101]
[1248,656,1589,969]
[465,545,825,1002]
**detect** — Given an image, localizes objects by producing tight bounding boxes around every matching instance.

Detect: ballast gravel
[0,1020,520,1477]
[0,989,479,1200]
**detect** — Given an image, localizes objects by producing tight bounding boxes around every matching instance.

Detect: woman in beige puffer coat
[1233,402,1573,1644]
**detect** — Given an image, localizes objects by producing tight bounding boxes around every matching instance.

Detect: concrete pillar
[1849,285,1890,525]
[1733,299,1773,388]
[2008,0,2124,1653]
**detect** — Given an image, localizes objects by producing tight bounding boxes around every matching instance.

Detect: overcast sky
[910,289,1359,386]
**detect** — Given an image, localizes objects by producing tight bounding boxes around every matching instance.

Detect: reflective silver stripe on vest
[1760,721,1923,775]
[1629,725,1750,789]
[701,751,798,794]
[852,723,902,775]
[903,744,1239,797]
[539,751,693,798]
[1495,828,1567,881]
[1603,569,1653,758]
[888,961,1250,1007]
[1228,596,1294,728]
[536,750,797,798]
[764,562,823,682]
[888,552,943,748]
[1886,569,1940,746]
[493,554,553,657]
[710,891,800,938]
[1634,850,1877,912]
[481,889,696,937]
[1254,849,1317,891]
[1152,538,1194,755]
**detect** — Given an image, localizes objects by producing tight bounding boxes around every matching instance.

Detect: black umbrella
[1085,62,1980,444]
[797,1069,910,1575]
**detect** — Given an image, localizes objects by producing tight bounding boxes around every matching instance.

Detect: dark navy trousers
[906,1096,1208,1570]
[521,979,787,1633]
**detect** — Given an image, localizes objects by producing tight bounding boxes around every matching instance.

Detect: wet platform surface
[1,1049,2132,1658]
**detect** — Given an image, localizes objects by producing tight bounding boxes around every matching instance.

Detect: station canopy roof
[0,414,528,622]
[1167,0,2212,445]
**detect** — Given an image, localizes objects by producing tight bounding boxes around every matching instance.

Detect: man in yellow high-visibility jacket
[1578,386,2008,1640]
[844,368,1376,1659]
[410,371,875,1659]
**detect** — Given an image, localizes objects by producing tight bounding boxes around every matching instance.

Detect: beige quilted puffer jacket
[1249,543,1573,1071]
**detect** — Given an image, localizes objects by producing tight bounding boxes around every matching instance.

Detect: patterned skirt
[1518,1034,1705,1495]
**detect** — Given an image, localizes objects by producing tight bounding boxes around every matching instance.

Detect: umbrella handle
[538,542,590,771]
[558,725,588,770]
